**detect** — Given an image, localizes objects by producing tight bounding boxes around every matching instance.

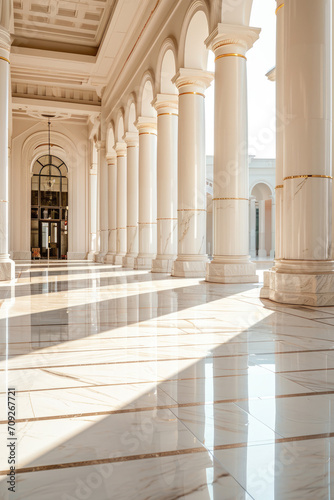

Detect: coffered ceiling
[12,0,117,55]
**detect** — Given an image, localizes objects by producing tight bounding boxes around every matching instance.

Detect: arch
[106,122,115,155]
[124,94,138,133]
[220,0,254,26]
[156,38,178,95]
[179,2,210,70]
[138,71,157,118]
[251,182,273,201]
[20,127,87,259]
[115,110,125,143]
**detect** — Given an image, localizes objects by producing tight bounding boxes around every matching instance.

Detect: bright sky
[205,0,276,159]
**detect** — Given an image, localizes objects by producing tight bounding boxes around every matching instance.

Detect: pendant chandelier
[44,119,55,192]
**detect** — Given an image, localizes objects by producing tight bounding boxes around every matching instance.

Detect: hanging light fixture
[44,119,55,191]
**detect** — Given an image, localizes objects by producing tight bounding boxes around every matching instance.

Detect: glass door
[39,221,60,259]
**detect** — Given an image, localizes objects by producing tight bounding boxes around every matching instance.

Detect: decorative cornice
[152,93,178,112]
[172,68,214,91]
[205,24,261,54]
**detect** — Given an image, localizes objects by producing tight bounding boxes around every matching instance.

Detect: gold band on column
[213,197,249,201]
[158,113,179,117]
[214,53,247,62]
[139,132,157,136]
[178,209,206,212]
[275,3,284,15]
[284,175,332,181]
[179,92,205,98]
[0,200,8,203]
[275,185,284,190]
[0,56,10,64]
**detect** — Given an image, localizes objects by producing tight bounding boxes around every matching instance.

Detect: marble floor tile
[1,260,334,499]
[0,452,252,500]
[214,438,334,500]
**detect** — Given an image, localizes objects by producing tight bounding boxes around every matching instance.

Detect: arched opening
[116,113,125,142]
[127,102,137,132]
[140,79,156,117]
[160,49,177,94]
[31,155,69,259]
[250,182,273,258]
[184,10,209,70]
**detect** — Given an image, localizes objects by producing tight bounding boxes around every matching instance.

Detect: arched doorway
[31,155,68,259]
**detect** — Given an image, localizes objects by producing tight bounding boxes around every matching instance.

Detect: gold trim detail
[117,227,127,230]
[215,53,246,62]
[275,3,284,15]
[177,209,206,212]
[138,222,157,224]
[0,56,10,64]
[127,145,138,148]
[139,132,157,136]
[158,113,178,117]
[127,225,137,228]
[213,197,248,201]
[284,175,332,181]
[157,218,178,220]
[179,92,205,98]
[275,185,284,190]
[117,155,127,158]
[0,200,8,203]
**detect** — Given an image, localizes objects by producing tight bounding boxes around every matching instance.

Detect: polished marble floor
[0,261,334,499]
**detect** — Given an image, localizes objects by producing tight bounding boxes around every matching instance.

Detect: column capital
[124,132,139,148]
[152,94,178,113]
[90,162,98,173]
[95,140,106,152]
[172,68,214,92]
[135,116,157,134]
[106,151,117,166]
[205,24,260,56]
[115,142,127,156]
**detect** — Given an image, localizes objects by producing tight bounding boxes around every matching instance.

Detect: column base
[123,255,137,269]
[87,252,96,262]
[134,256,155,270]
[114,255,125,265]
[261,268,334,306]
[206,258,258,284]
[172,257,208,278]
[95,252,107,264]
[0,258,15,281]
[151,256,176,274]
[105,253,116,264]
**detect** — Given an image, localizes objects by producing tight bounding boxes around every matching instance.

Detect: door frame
[39,220,61,259]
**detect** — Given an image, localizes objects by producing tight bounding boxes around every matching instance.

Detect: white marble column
[275,0,285,262]
[87,162,97,261]
[249,197,256,258]
[105,152,117,264]
[205,25,259,283]
[151,94,178,273]
[171,69,213,278]
[258,200,267,258]
[123,133,139,269]
[115,142,127,265]
[134,118,157,270]
[96,141,108,263]
[0,22,14,280]
[262,0,334,306]
[270,195,275,259]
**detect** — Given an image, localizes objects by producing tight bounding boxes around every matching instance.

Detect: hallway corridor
[1,262,334,499]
